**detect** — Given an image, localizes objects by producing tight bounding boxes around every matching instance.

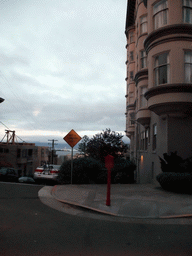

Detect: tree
[78,135,90,156]
[86,128,128,162]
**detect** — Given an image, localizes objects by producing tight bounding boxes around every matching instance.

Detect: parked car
[18,176,35,184]
[34,164,60,184]
[0,167,18,182]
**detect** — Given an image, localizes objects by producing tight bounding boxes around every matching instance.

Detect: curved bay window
[140,15,147,34]
[185,51,192,83]
[153,0,168,30]
[154,52,170,86]
[183,0,192,23]
[141,50,147,69]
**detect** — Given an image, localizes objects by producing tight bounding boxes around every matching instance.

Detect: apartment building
[0,142,49,176]
[125,0,192,183]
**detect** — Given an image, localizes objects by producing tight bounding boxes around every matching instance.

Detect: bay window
[140,15,147,34]
[153,0,168,29]
[130,31,134,43]
[183,0,192,23]
[145,128,150,150]
[140,87,147,108]
[141,50,147,69]
[185,51,192,83]
[154,52,170,86]
[152,124,157,151]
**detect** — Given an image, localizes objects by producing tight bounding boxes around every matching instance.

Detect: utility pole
[48,139,58,164]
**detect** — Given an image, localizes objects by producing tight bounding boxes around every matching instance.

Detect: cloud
[0,0,129,143]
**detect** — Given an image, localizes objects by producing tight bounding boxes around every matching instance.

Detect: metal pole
[106,167,111,206]
[71,147,73,184]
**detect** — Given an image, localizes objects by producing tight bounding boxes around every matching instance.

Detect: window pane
[155,68,159,86]
[185,64,191,82]
[154,1,167,29]
[155,56,159,67]
[183,0,192,7]
[159,65,167,84]
[185,52,192,82]
[158,53,168,65]
[185,52,191,62]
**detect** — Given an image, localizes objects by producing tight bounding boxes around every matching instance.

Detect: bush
[57,157,104,184]
[156,172,192,193]
[159,152,192,173]
[111,159,136,184]
[57,157,136,184]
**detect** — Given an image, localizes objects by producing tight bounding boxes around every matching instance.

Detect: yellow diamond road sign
[63,129,82,148]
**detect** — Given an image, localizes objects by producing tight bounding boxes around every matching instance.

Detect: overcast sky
[0,0,129,144]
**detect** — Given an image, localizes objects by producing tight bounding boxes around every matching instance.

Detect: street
[1,182,192,255]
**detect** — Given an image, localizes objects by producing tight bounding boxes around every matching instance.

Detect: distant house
[0,142,49,176]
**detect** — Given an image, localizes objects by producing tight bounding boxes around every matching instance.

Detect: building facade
[0,142,49,176]
[125,0,192,183]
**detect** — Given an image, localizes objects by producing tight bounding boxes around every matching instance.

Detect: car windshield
[0,168,7,174]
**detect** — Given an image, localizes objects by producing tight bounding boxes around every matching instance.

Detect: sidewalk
[51,184,192,219]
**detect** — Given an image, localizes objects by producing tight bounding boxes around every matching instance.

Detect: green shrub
[111,158,136,184]
[57,157,136,184]
[156,172,192,193]
[159,152,192,173]
[57,157,104,184]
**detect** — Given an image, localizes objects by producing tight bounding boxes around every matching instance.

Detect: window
[130,112,135,125]
[140,15,147,34]
[154,52,169,86]
[130,71,134,81]
[137,54,139,72]
[185,51,192,82]
[145,128,150,150]
[17,149,21,158]
[152,124,157,151]
[130,31,134,43]
[22,149,27,158]
[141,50,147,69]
[153,0,168,29]
[129,92,134,104]
[28,149,33,157]
[130,51,134,61]
[136,125,140,150]
[140,131,145,150]
[140,87,147,108]
[183,0,192,23]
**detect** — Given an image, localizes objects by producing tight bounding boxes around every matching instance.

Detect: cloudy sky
[0,0,129,144]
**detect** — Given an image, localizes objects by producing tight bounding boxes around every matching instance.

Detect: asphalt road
[1,182,192,256]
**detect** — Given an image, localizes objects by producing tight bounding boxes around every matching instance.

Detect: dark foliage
[156,172,192,194]
[86,128,128,163]
[57,157,104,184]
[159,151,192,173]
[78,135,90,156]
[57,157,136,184]
[111,158,136,184]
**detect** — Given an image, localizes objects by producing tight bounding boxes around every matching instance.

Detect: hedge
[156,172,192,193]
[57,157,136,184]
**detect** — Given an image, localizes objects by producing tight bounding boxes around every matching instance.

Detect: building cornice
[144,24,192,54]
[125,1,136,31]
[145,84,192,100]
[127,101,136,110]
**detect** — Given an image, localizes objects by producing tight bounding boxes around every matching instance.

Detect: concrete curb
[51,185,118,216]
[51,185,192,219]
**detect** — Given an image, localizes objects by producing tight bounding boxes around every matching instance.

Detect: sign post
[63,129,81,184]
[105,155,114,206]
